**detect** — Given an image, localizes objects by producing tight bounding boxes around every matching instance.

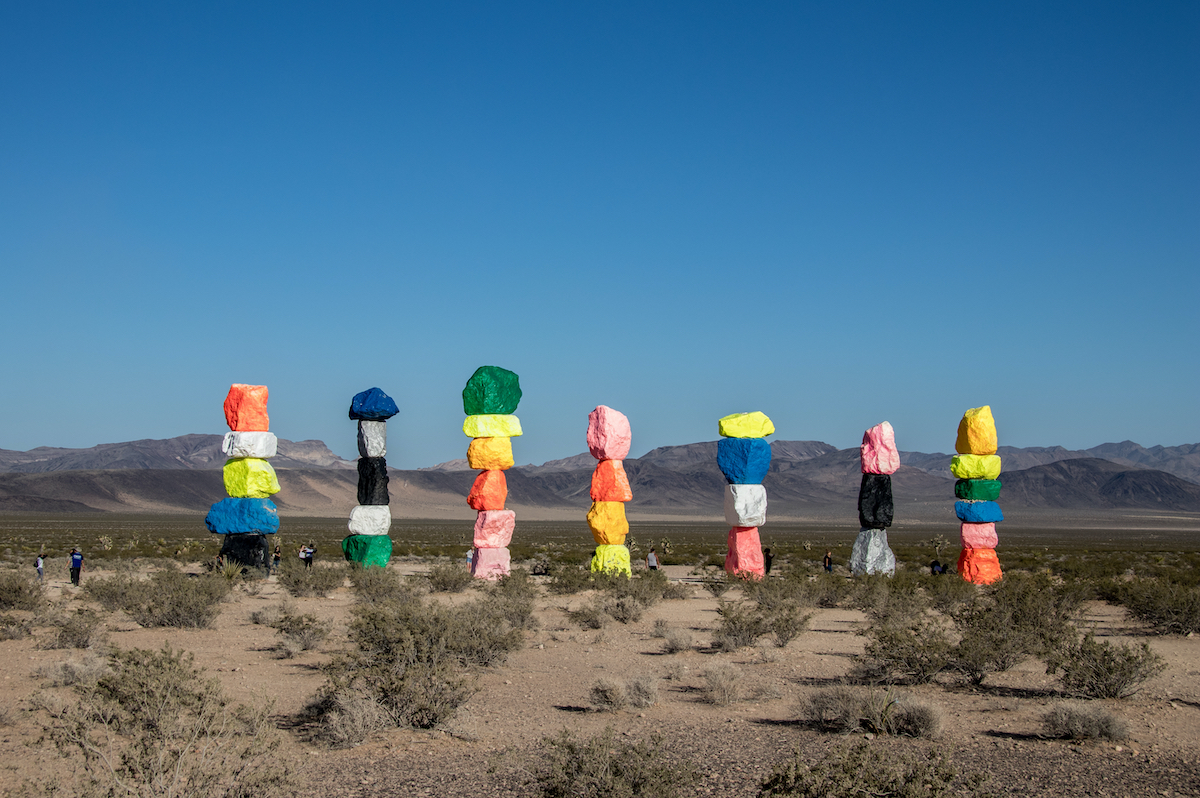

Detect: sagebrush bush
[800,686,943,739]
[759,741,988,798]
[856,614,954,685]
[35,644,294,798]
[85,573,144,611]
[273,610,330,657]
[651,618,670,638]
[589,678,628,711]
[0,613,31,641]
[0,570,43,610]
[349,564,425,604]
[426,561,475,593]
[534,728,697,798]
[278,559,346,598]
[767,605,812,648]
[606,595,644,624]
[1048,634,1167,699]
[662,627,693,655]
[546,565,593,595]
[487,570,540,629]
[626,675,659,708]
[36,654,110,687]
[1108,578,1200,635]
[703,663,743,705]
[567,600,609,630]
[713,600,770,651]
[88,571,231,629]
[1042,702,1128,740]
[702,574,733,598]
[42,609,103,650]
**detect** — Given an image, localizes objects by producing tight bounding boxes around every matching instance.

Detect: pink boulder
[470,546,511,580]
[960,522,998,549]
[724,526,765,578]
[587,406,632,461]
[473,510,516,548]
[860,421,900,475]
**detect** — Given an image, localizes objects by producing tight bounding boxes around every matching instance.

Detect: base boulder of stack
[219,534,270,570]
[591,544,631,576]
[957,547,1002,584]
[850,528,896,576]
[471,546,511,580]
[724,526,764,578]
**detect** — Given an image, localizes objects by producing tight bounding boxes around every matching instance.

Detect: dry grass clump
[272,610,331,658]
[661,626,694,654]
[0,613,31,641]
[533,727,696,798]
[1048,634,1166,699]
[41,609,105,650]
[36,654,110,687]
[1041,702,1128,740]
[759,741,988,798]
[702,663,743,706]
[426,561,475,593]
[589,678,628,711]
[801,685,944,739]
[278,559,346,598]
[0,570,43,611]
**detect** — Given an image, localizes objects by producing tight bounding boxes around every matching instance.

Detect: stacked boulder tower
[952,405,1003,584]
[586,405,634,576]
[462,366,523,580]
[718,412,774,578]
[342,388,398,569]
[850,421,899,576]
[205,384,280,568]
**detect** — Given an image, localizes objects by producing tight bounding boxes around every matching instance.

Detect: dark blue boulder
[717,438,772,484]
[205,498,280,535]
[955,500,1004,524]
[349,387,399,421]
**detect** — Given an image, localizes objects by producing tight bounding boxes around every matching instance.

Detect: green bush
[1108,578,1200,635]
[278,559,346,598]
[759,741,988,798]
[426,561,475,593]
[131,572,232,628]
[1048,634,1167,699]
[1042,702,1128,740]
[857,614,954,685]
[349,565,425,604]
[546,564,593,595]
[713,600,770,651]
[35,644,294,798]
[801,685,944,739]
[0,570,43,610]
[534,728,696,798]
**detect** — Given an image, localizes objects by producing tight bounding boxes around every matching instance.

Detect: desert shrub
[348,564,424,604]
[486,569,539,629]
[651,618,670,637]
[567,600,610,630]
[125,572,232,629]
[921,572,978,613]
[857,613,954,685]
[800,686,943,739]
[278,559,346,598]
[1108,578,1200,635]
[626,675,658,708]
[661,627,693,654]
[702,574,733,598]
[800,571,853,608]
[35,644,294,798]
[851,576,928,624]
[766,605,812,648]
[0,613,31,640]
[42,609,104,650]
[36,654,110,687]
[534,727,697,798]
[249,601,288,626]
[702,663,743,705]
[1041,702,1128,740]
[713,600,770,651]
[273,610,330,657]
[742,576,809,611]
[589,678,628,711]
[759,741,988,798]
[1048,634,1167,699]
[85,573,146,611]
[308,690,392,749]
[546,565,593,595]
[0,570,42,610]
[606,596,645,624]
[426,561,475,593]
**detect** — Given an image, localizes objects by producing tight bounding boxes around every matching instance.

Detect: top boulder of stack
[955,405,998,455]
[718,412,775,439]
[860,421,900,474]
[587,405,632,460]
[349,387,399,421]
[224,384,270,432]
[463,366,522,415]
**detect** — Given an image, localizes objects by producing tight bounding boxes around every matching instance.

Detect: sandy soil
[1,563,1198,797]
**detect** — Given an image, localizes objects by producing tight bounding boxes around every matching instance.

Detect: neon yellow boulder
[950,454,1002,480]
[718,411,775,438]
[590,544,631,576]
[223,458,280,498]
[956,406,998,455]
[463,414,523,438]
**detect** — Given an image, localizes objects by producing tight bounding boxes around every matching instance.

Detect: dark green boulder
[954,478,1002,501]
[462,366,522,415]
[342,534,393,568]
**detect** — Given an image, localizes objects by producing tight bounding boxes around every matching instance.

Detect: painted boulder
[587,501,629,545]
[349,387,399,421]
[473,509,516,548]
[462,366,522,416]
[205,497,279,535]
[463,414,523,438]
[724,526,765,578]
[587,405,632,460]
[467,469,507,511]
[590,459,632,502]
[222,431,277,459]
[223,384,270,432]
[467,437,514,470]
[223,458,280,498]
[718,411,775,439]
[723,484,767,527]
[955,405,998,455]
[860,421,900,475]
[717,437,771,484]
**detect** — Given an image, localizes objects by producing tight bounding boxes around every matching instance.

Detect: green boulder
[463,366,522,415]
[342,534,393,568]
[954,478,1002,501]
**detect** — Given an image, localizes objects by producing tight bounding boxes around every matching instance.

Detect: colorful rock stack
[718,412,774,578]
[342,387,398,569]
[462,366,523,580]
[953,405,1003,584]
[586,405,633,576]
[850,421,898,577]
[205,384,280,568]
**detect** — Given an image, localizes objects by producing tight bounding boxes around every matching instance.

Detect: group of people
[33,549,84,586]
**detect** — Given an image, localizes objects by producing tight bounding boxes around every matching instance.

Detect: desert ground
[0,539,1198,798]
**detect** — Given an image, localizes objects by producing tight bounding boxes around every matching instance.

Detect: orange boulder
[224,384,270,431]
[957,547,1002,585]
[467,469,507,511]
[590,460,632,502]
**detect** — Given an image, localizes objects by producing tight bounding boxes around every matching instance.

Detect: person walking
[69,548,84,586]
[35,554,44,582]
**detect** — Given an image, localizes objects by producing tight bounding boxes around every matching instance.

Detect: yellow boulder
[950,454,1002,480]
[591,544,631,576]
[223,458,280,498]
[587,501,629,545]
[463,414,522,438]
[718,411,775,438]
[467,437,514,470]
[956,406,998,455]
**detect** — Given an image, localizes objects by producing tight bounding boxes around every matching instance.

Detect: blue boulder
[205,498,280,535]
[955,500,1004,524]
[717,438,772,484]
[349,387,399,421]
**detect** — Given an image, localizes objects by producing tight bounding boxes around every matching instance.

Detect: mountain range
[0,436,1198,519]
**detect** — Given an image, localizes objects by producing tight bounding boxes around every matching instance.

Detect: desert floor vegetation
[0,517,1196,796]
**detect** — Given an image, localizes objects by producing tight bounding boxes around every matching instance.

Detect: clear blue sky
[2,2,1197,468]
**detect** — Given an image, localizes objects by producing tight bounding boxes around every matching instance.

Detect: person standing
[763,548,774,575]
[823,550,833,573]
[69,548,84,586]
[647,548,659,571]
[35,554,44,582]
[304,544,315,569]
[272,545,281,574]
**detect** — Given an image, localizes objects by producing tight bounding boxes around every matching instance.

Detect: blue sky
[1,1,1197,468]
